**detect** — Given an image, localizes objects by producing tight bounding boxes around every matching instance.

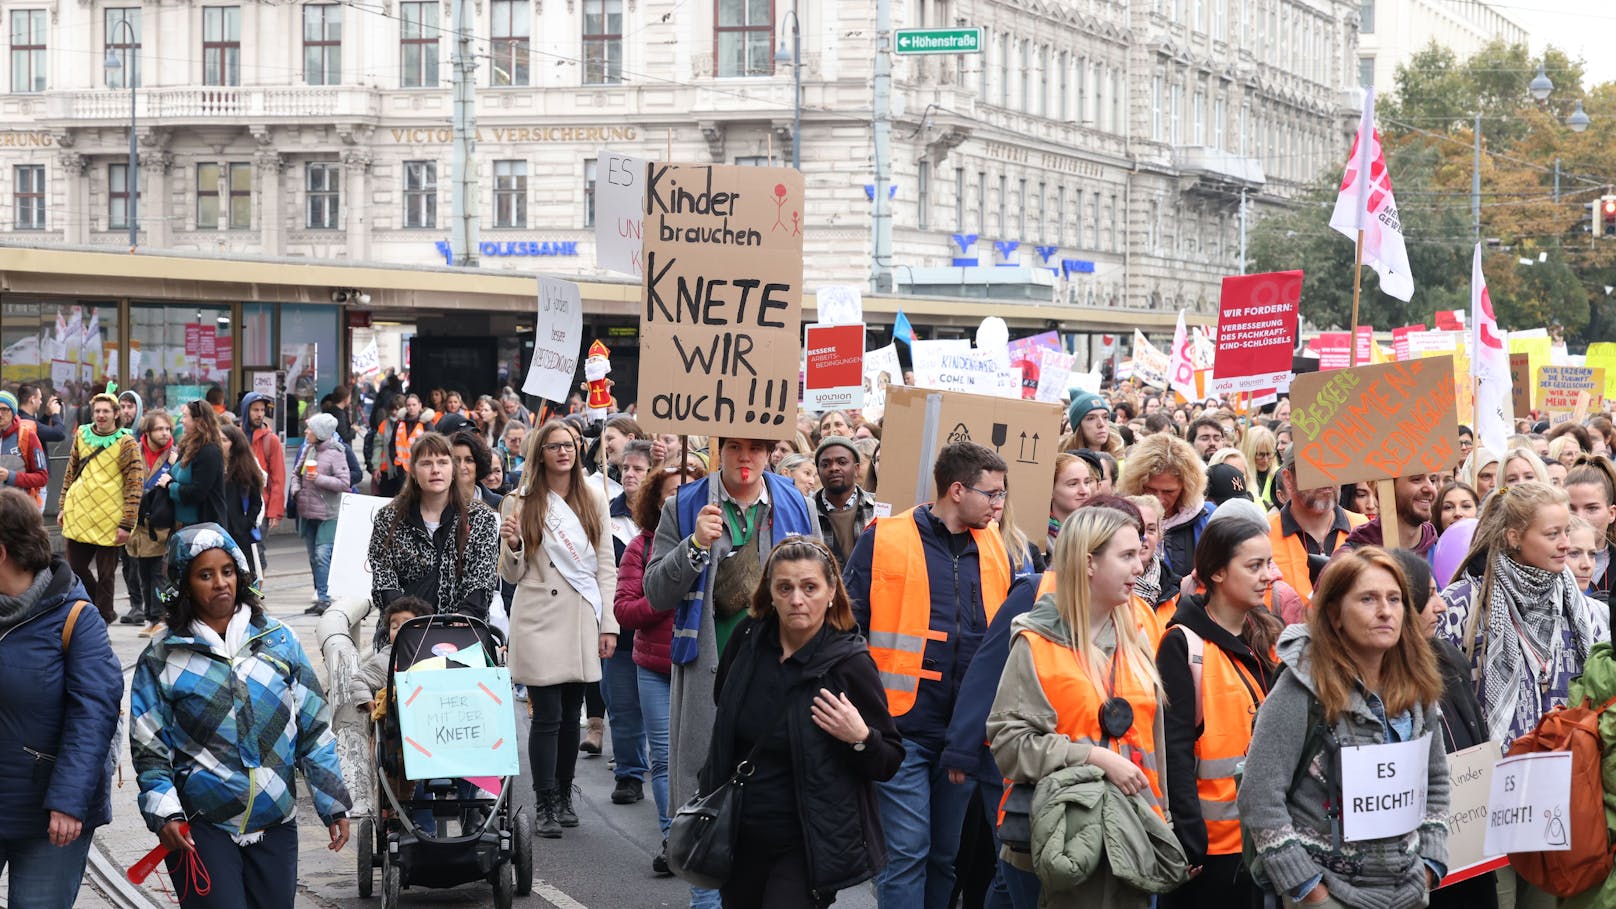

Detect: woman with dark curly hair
[130,524,351,909]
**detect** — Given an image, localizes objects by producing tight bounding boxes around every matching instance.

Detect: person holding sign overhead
[1156,517,1282,909]
[641,435,818,909]
[1238,548,1448,909]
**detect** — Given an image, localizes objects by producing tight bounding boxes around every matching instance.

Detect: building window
[403,160,437,228]
[306,163,339,229]
[1018,40,1029,111]
[583,158,597,227]
[490,0,529,86]
[228,162,251,228]
[582,0,621,85]
[1360,0,1374,33]
[109,164,136,229]
[917,160,930,231]
[1151,77,1162,140]
[494,159,527,228]
[14,165,44,230]
[202,7,241,86]
[714,0,771,78]
[9,10,45,93]
[302,4,341,85]
[197,163,221,227]
[400,2,439,88]
[104,8,140,88]
[1358,56,1375,89]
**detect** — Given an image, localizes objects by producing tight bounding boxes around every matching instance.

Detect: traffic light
[1604,196,1616,237]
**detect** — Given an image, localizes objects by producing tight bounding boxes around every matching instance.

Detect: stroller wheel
[357,819,375,898]
[492,858,515,909]
[514,808,534,896]
[382,849,402,909]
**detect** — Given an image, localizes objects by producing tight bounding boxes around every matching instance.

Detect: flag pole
[1349,228,1365,368]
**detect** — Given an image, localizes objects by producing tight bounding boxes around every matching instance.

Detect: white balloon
[976,316,1009,352]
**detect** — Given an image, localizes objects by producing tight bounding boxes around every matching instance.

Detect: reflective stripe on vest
[394,421,426,471]
[1031,572,1165,649]
[868,508,1012,716]
[1192,637,1265,854]
[1019,629,1166,818]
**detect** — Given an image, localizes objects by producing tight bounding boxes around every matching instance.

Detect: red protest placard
[1313,326,1375,371]
[184,323,202,358]
[1211,271,1300,393]
[1392,325,1425,362]
[803,323,867,411]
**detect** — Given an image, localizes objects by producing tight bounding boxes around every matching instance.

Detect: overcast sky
[1497,1,1616,87]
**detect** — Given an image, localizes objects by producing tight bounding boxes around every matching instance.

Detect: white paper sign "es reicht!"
[1340,735,1431,842]
[1483,751,1572,855]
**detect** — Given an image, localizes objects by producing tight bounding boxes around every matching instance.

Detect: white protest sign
[862,344,902,422]
[595,151,650,277]
[328,492,393,603]
[351,340,380,378]
[1340,734,1431,842]
[1035,348,1077,403]
[1483,751,1572,855]
[910,338,971,371]
[1441,741,1507,886]
[521,277,583,403]
[1132,330,1169,388]
[816,285,864,327]
[914,349,1016,397]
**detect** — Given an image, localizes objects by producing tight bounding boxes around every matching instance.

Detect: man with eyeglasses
[641,435,819,909]
[842,441,1014,909]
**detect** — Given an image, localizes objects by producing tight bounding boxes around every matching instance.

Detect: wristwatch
[851,733,870,753]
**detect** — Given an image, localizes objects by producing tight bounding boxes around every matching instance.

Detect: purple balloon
[1431,518,1479,588]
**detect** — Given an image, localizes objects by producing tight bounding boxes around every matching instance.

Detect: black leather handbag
[665,715,785,889]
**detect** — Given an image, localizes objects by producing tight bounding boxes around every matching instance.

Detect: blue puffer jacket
[130,612,351,835]
[0,558,123,837]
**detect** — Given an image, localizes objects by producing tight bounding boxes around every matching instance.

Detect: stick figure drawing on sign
[772,183,788,231]
[1546,806,1568,847]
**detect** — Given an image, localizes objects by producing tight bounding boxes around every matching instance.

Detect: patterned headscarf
[159,523,260,604]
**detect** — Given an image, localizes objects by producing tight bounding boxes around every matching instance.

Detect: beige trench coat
[499,487,620,687]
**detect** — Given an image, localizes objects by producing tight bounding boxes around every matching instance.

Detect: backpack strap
[1180,625,1205,728]
[61,600,91,652]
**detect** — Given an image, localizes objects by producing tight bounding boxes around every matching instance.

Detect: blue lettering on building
[434,239,580,264]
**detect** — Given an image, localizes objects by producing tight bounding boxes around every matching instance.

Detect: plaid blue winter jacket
[130,613,351,835]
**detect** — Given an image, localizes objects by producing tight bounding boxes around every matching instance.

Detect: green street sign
[894,27,983,55]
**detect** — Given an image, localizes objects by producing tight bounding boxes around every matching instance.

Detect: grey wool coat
[499,487,620,687]
[641,477,821,807]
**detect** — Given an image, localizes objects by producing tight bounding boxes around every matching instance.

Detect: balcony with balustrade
[38,85,382,128]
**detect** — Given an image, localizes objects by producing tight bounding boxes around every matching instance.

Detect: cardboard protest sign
[1289,357,1461,490]
[395,667,521,780]
[1483,751,1572,855]
[803,323,866,411]
[1538,365,1604,414]
[1508,353,1532,418]
[1211,270,1300,393]
[862,344,901,422]
[521,277,583,402]
[1131,330,1169,388]
[1007,332,1062,400]
[913,349,1017,398]
[639,163,804,438]
[595,151,650,277]
[328,493,393,602]
[1439,741,1508,887]
[1513,335,1555,409]
[877,385,1061,546]
[1340,735,1431,842]
[815,285,863,327]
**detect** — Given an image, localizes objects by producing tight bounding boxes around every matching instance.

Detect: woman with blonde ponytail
[987,506,1181,907]
[1438,481,1604,748]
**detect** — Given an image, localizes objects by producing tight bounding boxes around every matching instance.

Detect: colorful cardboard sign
[1211,270,1300,393]
[1439,741,1508,887]
[1508,353,1532,418]
[877,385,1061,546]
[1131,330,1169,388]
[803,323,866,411]
[638,163,804,438]
[1538,365,1604,415]
[1290,357,1461,490]
[395,667,521,781]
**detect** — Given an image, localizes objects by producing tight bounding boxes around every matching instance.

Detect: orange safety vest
[868,508,1012,716]
[10,420,43,509]
[393,420,427,471]
[1034,571,1165,649]
[1180,628,1266,854]
[1019,629,1166,818]
[1268,508,1367,603]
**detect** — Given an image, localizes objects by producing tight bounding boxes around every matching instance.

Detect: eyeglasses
[966,485,1009,503]
[541,442,575,454]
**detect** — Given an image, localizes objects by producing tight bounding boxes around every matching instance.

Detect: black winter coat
[703,615,904,896]
[1432,636,1488,753]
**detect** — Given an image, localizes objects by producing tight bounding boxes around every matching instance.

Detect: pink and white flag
[1169,310,1199,404]
[1470,244,1511,455]
[1329,87,1414,302]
